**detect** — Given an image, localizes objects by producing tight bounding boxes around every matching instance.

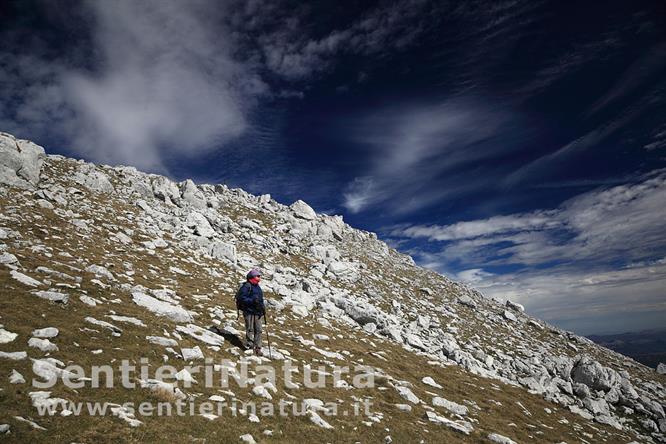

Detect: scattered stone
[146,336,178,347]
[0,252,18,264]
[131,291,193,323]
[308,410,334,429]
[0,328,18,344]
[457,295,477,308]
[503,310,518,322]
[85,264,115,281]
[395,403,413,412]
[84,317,122,334]
[488,433,518,444]
[13,416,46,431]
[181,346,204,361]
[10,270,42,287]
[28,338,59,353]
[0,351,27,360]
[107,315,146,327]
[432,397,468,416]
[9,369,25,384]
[32,327,59,338]
[0,424,8,433]
[79,295,97,306]
[34,290,69,303]
[176,324,224,346]
[422,376,442,389]
[657,362,666,375]
[239,434,256,444]
[396,386,420,404]
[424,411,473,434]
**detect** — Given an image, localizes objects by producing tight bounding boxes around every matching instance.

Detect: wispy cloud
[504,88,659,187]
[257,0,436,81]
[341,99,517,214]
[395,170,666,266]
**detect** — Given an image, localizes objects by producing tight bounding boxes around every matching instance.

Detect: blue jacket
[236,282,265,316]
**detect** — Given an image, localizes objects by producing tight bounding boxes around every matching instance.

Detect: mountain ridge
[0,131,665,443]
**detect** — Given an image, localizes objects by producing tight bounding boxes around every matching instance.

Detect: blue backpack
[235,283,254,310]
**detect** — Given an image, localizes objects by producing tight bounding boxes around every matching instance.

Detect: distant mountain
[588,329,666,369]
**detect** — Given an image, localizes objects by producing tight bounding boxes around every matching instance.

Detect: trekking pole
[264,313,273,359]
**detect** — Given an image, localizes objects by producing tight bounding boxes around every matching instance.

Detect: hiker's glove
[254,300,264,313]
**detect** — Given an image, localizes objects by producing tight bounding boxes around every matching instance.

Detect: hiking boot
[254,347,263,357]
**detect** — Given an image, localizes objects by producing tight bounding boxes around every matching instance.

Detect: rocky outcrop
[0,132,45,188]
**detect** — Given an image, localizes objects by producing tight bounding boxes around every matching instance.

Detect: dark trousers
[243,313,263,349]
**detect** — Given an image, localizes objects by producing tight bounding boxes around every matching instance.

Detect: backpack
[235,282,254,310]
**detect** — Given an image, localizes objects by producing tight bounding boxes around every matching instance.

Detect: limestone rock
[186,212,216,238]
[32,327,59,339]
[290,200,317,220]
[131,291,193,323]
[503,310,518,322]
[506,300,525,312]
[0,132,46,188]
[571,356,619,392]
[181,346,204,361]
[0,328,18,344]
[10,270,42,287]
[151,176,181,205]
[33,290,69,303]
[432,397,468,416]
[74,168,114,193]
[457,295,477,308]
[488,433,517,444]
[396,386,420,404]
[28,338,59,353]
[180,179,207,209]
[207,241,236,264]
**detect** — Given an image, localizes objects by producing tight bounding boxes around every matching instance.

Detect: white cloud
[457,268,495,284]
[343,176,376,214]
[1,0,267,172]
[394,171,666,333]
[466,261,666,335]
[396,211,560,241]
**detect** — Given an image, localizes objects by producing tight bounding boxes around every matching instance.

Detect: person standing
[235,268,265,356]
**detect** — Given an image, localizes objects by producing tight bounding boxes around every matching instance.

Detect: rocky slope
[0,131,665,443]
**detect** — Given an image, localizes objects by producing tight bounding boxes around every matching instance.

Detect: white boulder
[180,179,207,209]
[290,200,317,220]
[0,132,46,188]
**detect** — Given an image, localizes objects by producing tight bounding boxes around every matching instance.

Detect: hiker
[235,268,265,356]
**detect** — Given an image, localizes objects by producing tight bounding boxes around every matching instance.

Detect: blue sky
[1,0,665,335]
